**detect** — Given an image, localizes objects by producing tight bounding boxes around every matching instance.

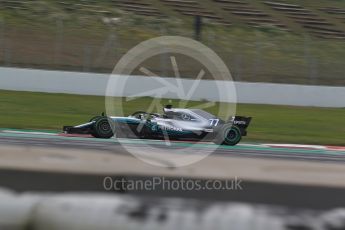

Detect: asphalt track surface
[0,130,344,163]
[1,130,345,209]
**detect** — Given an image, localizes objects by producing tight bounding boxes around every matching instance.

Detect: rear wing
[229,116,252,129]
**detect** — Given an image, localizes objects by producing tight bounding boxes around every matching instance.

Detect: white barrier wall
[0,67,344,107]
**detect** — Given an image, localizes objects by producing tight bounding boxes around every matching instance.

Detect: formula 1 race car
[63,105,252,146]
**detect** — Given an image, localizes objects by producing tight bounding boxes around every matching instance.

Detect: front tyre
[92,117,114,138]
[214,124,242,146]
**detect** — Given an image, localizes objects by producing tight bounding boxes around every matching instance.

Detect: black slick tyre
[92,117,114,138]
[214,124,242,146]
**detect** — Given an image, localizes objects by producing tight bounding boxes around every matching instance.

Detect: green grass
[0,90,344,145]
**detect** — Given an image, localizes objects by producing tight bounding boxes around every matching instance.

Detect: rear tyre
[214,124,242,146]
[92,117,114,138]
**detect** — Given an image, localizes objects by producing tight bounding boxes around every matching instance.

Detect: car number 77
[209,119,219,126]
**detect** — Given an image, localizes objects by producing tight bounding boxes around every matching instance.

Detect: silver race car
[63,105,251,146]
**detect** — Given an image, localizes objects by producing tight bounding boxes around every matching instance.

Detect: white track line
[2,130,58,136]
[264,143,327,150]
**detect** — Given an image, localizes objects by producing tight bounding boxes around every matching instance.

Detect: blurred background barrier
[1,187,345,230]
[0,67,344,107]
[0,0,344,86]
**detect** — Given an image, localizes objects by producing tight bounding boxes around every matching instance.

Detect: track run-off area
[1,128,345,209]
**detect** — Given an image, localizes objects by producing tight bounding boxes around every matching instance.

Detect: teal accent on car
[113,118,140,125]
